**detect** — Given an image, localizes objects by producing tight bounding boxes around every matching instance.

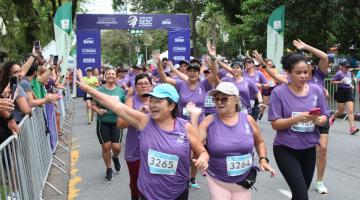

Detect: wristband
[6,113,14,122]
[259,157,269,163]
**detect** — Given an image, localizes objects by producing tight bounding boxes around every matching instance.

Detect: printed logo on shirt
[312,95,318,106]
[244,123,251,135]
[176,135,185,144]
[291,112,315,133]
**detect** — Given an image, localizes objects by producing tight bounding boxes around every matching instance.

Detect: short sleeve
[201,79,213,92]
[259,72,268,84]
[268,89,283,121]
[331,72,341,81]
[16,85,26,100]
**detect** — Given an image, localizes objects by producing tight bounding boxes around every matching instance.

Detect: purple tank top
[124,95,143,161]
[138,118,191,200]
[206,112,255,183]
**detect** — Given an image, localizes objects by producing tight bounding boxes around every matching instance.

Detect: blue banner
[77,14,190,30]
[168,29,191,64]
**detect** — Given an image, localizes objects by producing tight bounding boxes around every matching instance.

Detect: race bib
[204,95,215,107]
[148,149,179,175]
[269,80,275,87]
[250,100,255,108]
[227,154,252,176]
[343,77,352,85]
[291,112,315,132]
[86,93,92,98]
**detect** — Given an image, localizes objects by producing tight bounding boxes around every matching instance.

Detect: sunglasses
[214,96,230,104]
[244,61,253,64]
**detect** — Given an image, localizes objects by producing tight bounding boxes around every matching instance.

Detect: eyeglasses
[244,61,253,64]
[214,97,230,104]
[136,82,151,86]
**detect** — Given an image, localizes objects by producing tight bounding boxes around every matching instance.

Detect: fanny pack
[236,167,257,189]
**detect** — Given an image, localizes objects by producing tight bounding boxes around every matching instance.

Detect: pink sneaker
[350,127,359,135]
[329,115,335,125]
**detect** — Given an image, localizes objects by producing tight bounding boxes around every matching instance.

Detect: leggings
[139,188,189,200]
[273,145,316,200]
[126,160,140,200]
[207,174,251,200]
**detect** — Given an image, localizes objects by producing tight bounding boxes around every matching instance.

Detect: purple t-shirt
[124,95,143,161]
[222,77,259,114]
[175,79,213,121]
[218,68,230,79]
[206,112,255,183]
[331,70,352,89]
[243,70,268,99]
[308,68,327,90]
[127,76,136,88]
[116,75,130,90]
[268,84,329,149]
[138,118,190,200]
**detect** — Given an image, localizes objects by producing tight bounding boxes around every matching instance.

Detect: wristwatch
[5,113,14,122]
[259,157,269,163]
[210,56,216,61]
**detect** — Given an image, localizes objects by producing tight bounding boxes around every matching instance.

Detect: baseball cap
[230,62,244,69]
[190,58,201,66]
[340,60,350,67]
[208,82,239,97]
[174,64,180,69]
[187,63,201,71]
[143,83,179,103]
[179,60,189,66]
[85,67,93,71]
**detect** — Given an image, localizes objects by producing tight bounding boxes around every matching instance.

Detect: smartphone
[9,76,17,100]
[50,55,54,60]
[309,108,321,115]
[34,40,40,51]
[53,55,59,65]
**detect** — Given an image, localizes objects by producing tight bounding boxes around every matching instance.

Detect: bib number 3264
[148,149,179,175]
[226,154,252,176]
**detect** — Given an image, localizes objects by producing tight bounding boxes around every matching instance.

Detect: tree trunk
[72,0,78,24]
[51,0,57,17]
[191,0,197,57]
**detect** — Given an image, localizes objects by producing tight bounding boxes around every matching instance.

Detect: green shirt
[31,78,46,99]
[96,85,126,123]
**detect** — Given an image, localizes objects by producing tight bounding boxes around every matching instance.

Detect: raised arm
[152,51,176,86]
[207,42,221,86]
[77,69,150,130]
[117,97,133,129]
[169,62,188,81]
[293,39,329,74]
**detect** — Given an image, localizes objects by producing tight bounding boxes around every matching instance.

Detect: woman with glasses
[117,73,152,200]
[191,82,275,200]
[77,70,209,200]
[91,68,126,181]
[155,43,220,189]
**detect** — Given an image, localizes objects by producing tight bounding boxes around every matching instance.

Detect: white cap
[174,64,180,69]
[208,82,239,97]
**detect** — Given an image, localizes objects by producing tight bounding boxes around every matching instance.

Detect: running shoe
[112,156,121,172]
[350,127,359,135]
[105,168,113,181]
[189,179,200,189]
[329,115,335,125]
[315,181,328,194]
[87,121,91,125]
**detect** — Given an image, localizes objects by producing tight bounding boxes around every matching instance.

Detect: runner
[192,82,275,200]
[91,68,126,181]
[243,57,269,120]
[330,60,359,135]
[83,67,99,125]
[259,59,278,119]
[76,72,209,200]
[154,42,220,189]
[117,74,152,199]
[268,52,329,200]
[254,39,332,194]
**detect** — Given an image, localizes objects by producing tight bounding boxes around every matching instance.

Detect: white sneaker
[315,181,328,194]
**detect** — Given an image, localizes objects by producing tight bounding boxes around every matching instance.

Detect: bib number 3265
[148,149,179,175]
[226,154,252,176]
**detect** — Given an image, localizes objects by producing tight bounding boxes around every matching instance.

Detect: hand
[297,112,314,123]
[259,160,276,177]
[256,83,262,88]
[76,69,90,92]
[167,61,174,69]
[32,47,39,57]
[1,83,11,98]
[0,98,14,112]
[324,88,329,99]
[151,50,161,65]
[251,50,265,66]
[207,40,216,57]
[98,109,107,115]
[192,152,209,171]
[258,103,266,113]
[186,102,202,117]
[293,39,308,50]
[8,119,20,135]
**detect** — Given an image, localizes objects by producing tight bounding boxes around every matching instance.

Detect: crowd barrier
[0,83,75,199]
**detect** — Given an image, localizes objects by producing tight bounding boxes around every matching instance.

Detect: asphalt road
[71,98,360,200]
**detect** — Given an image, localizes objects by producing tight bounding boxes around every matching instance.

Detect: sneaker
[112,156,121,172]
[315,181,328,194]
[329,115,335,125]
[350,127,359,135]
[105,168,113,181]
[189,180,200,189]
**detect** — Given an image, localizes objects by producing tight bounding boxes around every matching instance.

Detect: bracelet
[6,113,14,122]
[259,156,269,163]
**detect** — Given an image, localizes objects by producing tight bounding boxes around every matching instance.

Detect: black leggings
[139,188,188,200]
[273,145,316,200]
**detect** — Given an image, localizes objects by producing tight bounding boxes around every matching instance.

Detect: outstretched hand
[293,39,308,50]
[259,161,276,177]
[251,50,265,66]
[151,50,161,65]
[192,152,209,171]
[207,40,216,57]
[76,69,90,91]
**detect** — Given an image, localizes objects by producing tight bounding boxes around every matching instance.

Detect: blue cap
[143,83,179,103]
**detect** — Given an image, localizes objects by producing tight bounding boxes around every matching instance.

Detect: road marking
[278,189,292,199]
[68,141,82,200]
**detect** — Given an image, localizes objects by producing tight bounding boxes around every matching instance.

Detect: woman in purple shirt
[77,72,209,200]
[117,74,152,200]
[330,60,359,135]
[268,52,329,200]
[193,82,275,200]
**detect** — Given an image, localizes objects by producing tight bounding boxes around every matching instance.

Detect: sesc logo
[128,16,138,28]
[174,36,185,43]
[161,19,172,25]
[83,38,94,44]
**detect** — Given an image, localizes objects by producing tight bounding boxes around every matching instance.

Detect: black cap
[179,60,189,66]
[190,58,201,66]
[187,63,201,71]
[230,62,244,69]
[340,60,350,67]
[85,67,93,71]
